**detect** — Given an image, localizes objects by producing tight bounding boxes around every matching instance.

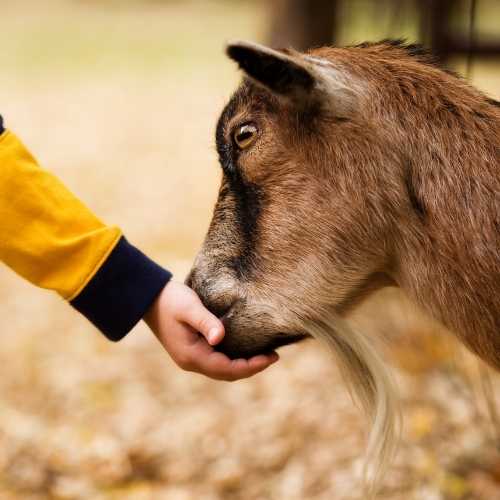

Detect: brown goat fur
[187,39,500,496]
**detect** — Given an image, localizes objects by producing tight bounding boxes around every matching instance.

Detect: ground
[1,1,500,498]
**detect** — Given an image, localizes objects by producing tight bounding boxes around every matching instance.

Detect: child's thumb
[188,299,225,346]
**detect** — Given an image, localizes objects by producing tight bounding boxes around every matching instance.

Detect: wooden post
[269,0,337,51]
[419,0,451,60]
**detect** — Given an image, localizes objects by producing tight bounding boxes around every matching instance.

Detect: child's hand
[143,280,279,381]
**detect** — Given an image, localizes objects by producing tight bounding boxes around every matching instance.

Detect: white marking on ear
[308,59,360,118]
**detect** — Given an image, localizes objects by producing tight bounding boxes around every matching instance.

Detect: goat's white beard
[300,313,401,499]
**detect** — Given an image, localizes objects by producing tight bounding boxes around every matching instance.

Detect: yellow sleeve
[0,129,122,300]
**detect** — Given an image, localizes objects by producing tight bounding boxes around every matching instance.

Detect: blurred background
[1,0,500,499]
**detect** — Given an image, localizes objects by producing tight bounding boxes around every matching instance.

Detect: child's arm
[0,121,170,341]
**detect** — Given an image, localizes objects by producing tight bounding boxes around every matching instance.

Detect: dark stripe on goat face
[216,95,239,175]
[230,177,264,281]
[215,96,265,281]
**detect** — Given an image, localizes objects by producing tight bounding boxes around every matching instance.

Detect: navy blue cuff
[0,116,4,135]
[70,236,172,341]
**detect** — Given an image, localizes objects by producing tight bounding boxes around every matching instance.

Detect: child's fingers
[186,339,279,381]
[202,321,225,346]
[211,352,280,381]
[182,293,225,346]
[153,281,280,380]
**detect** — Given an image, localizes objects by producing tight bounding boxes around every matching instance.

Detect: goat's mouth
[201,298,311,359]
[214,330,310,360]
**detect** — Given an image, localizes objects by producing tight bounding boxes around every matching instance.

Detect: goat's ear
[225,39,356,118]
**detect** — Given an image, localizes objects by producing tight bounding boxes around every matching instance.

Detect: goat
[186,39,500,497]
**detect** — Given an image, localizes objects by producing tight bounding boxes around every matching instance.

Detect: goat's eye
[233,123,258,150]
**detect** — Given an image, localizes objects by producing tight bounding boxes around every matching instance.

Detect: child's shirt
[0,116,172,340]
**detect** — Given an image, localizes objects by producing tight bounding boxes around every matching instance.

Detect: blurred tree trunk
[268,0,500,61]
[420,0,500,60]
[419,0,449,58]
[269,0,337,51]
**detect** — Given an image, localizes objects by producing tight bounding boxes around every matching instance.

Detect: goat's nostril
[217,297,243,324]
[218,305,233,324]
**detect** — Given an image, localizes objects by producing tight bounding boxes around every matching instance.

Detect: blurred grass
[0,0,271,278]
[1,1,500,499]
[0,0,268,77]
